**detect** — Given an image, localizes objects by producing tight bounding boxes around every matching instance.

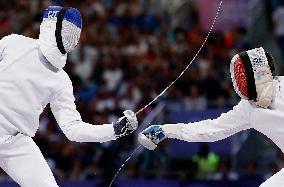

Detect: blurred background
[1,0,284,186]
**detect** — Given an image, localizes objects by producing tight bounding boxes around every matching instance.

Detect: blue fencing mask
[38,6,82,69]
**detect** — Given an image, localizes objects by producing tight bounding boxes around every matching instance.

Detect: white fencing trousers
[0,133,59,187]
[260,168,284,187]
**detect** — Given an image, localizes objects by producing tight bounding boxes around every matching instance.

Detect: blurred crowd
[1,0,284,184]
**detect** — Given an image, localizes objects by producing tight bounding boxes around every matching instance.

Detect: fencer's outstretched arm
[139,100,252,150]
[163,100,252,142]
[50,77,137,143]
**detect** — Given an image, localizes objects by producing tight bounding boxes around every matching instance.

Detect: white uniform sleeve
[0,35,11,61]
[50,77,116,143]
[162,100,252,142]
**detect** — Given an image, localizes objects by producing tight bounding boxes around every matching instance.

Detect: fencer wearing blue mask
[0,6,138,187]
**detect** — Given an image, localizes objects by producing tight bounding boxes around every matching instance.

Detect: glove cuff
[138,133,157,150]
[113,117,128,138]
[161,124,184,139]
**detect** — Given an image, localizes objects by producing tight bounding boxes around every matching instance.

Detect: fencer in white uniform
[0,6,138,187]
[139,47,284,186]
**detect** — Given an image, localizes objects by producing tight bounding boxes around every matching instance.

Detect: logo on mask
[253,57,263,65]
[47,11,59,18]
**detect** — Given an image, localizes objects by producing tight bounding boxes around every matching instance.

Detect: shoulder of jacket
[57,70,73,87]
[4,34,35,43]
[59,70,70,80]
[52,70,74,98]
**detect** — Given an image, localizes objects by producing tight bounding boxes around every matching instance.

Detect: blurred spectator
[138,141,170,178]
[240,160,263,181]
[264,162,280,180]
[273,0,284,58]
[213,159,239,181]
[192,144,220,180]
[184,84,207,110]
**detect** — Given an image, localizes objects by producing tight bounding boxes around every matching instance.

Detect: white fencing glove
[138,125,166,150]
[113,110,138,138]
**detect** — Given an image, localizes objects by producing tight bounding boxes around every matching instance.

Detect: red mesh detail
[234,56,249,98]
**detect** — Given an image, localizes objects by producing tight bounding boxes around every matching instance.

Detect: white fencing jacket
[0,34,116,142]
[163,76,284,152]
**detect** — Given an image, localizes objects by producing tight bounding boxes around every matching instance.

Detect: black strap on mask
[55,7,69,54]
[239,51,257,100]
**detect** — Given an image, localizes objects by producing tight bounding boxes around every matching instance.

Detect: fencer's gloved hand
[138,125,166,150]
[113,110,138,138]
